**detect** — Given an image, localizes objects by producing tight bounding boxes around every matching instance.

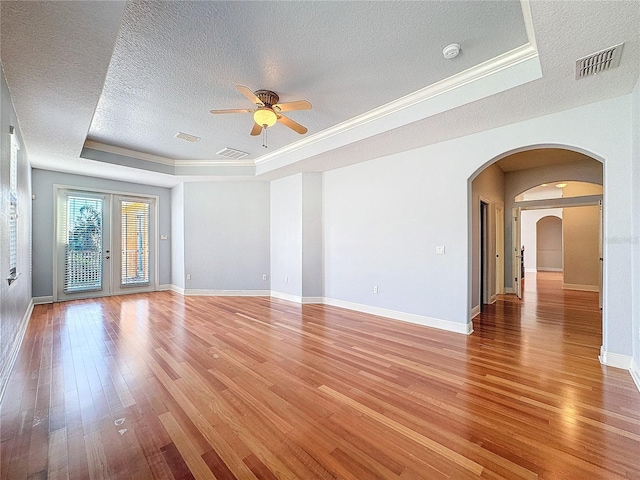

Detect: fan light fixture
[254,108,277,127]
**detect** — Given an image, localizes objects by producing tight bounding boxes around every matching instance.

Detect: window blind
[64,196,103,293]
[121,201,150,286]
[8,128,20,279]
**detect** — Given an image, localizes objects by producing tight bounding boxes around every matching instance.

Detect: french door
[55,188,157,302]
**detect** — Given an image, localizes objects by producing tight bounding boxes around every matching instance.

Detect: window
[8,126,20,283]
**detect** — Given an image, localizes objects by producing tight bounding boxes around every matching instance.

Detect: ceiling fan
[210,85,312,138]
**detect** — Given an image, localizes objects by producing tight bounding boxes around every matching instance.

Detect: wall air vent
[575,43,624,79]
[174,132,201,142]
[216,147,249,160]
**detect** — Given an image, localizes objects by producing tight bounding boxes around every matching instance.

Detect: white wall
[270,173,323,301]
[631,77,640,376]
[171,183,185,289]
[271,175,303,298]
[323,95,633,358]
[0,67,32,399]
[182,182,270,292]
[31,169,172,297]
[521,209,562,272]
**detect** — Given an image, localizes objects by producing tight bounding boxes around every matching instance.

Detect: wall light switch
[160,234,168,240]
[262,274,267,281]
[285,276,289,283]
[436,246,445,255]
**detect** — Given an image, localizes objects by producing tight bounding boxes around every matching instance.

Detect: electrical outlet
[373,286,378,294]
[160,234,168,240]
[186,274,191,280]
[436,245,445,255]
[262,274,267,281]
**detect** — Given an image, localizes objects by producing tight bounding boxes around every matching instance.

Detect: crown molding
[254,41,539,169]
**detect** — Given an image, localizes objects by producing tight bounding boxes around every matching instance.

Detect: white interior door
[111,196,157,296]
[513,207,522,299]
[56,189,112,301]
[496,205,504,295]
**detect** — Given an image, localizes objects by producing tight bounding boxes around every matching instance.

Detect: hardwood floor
[1,272,639,479]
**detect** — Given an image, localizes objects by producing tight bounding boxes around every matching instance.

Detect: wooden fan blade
[277,114,308,134]
[273,100,312,112]
[236,85,264,106]
[250,123,262,136]
[210,108,254,114]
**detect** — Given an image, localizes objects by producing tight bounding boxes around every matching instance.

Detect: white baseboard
[323,297,473,335]
[599,347,633,370]
[538,267,563,272]
[0,299,34,405]
[157,284,173,291]
[302,296,324,304]
[33,295,53,305]
[471,305,481,319]
[185,289,270,297]
[170,284,185,295]
[631,359,640,393]
[489,294,497,304]
[270,291,302,303]
[563,283,599,292]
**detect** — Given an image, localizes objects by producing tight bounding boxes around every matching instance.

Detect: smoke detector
[443,43,461,59]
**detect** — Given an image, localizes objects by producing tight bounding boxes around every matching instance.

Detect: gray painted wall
[270,175,303,297]
[183,182,270,291]
[631,78,640,372]
[302,174,323,298]
[470,163,504,308]
[0,67,32,394]
[31,169,172,297]
[270,173,323,299]
[171,183,185,289]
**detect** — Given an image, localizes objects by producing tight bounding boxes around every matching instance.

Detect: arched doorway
[469,147,604,332]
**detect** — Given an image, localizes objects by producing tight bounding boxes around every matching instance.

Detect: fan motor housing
[255,90,279,107]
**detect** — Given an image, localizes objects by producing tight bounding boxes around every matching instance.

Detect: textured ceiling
[86,0,527,160]
[0,1,639,187]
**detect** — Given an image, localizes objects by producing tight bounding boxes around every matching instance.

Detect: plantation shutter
[120,200,150,286]
[63,195,104,293]
[8,127,20,279]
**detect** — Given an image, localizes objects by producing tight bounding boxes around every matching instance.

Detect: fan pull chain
[262,126,268,148]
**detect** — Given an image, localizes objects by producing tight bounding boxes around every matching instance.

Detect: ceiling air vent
[216,147,249,160]
[575,43,624,79]
[174,132,201,142]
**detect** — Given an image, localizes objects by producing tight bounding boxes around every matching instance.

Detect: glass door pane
[121,201,150,287]
[112,196,156,296]
[56,190,111,301]
[65,196,104,292]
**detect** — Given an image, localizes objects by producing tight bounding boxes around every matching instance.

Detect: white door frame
[53,185,159,302]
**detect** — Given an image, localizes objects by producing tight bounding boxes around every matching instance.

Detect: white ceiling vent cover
[575,43,624,79]
[216,147,249,160]
[175,132,201,142]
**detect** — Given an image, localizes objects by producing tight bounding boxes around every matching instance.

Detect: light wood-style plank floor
[1,272,639,479]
